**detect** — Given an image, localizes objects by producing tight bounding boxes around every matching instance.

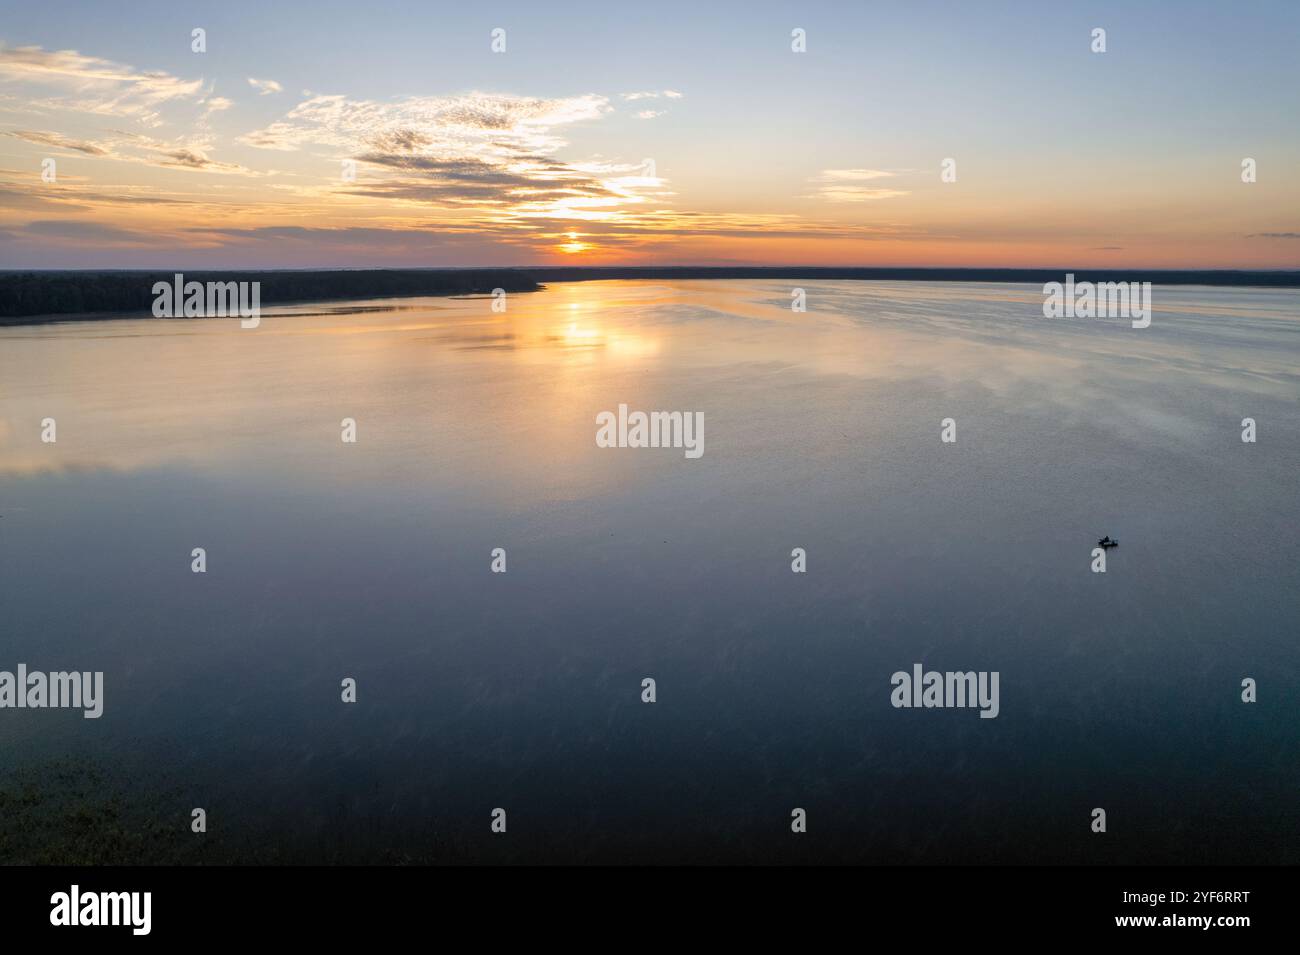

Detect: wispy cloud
[622,90,680,120]
[806,168,909,202]
[6,128,109,155]
[5,126,252,175]
[151,146,248,174]
[239,91,644,218]
[247,77,282,96]
[0,44,205,125]
[0,42,932,262]
[621,90,682,101]
[240,91,611,153]
[23,218,154,243]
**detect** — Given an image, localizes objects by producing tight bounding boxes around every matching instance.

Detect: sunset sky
[1,0,1297,269]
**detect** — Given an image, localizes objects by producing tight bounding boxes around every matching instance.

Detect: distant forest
[0,269,540,322]
[2,267,1298,322]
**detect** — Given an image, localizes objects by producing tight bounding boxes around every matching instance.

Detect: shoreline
[3,266,1299,325]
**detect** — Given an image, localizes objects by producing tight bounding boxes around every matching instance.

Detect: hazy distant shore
[3,266,1299,323]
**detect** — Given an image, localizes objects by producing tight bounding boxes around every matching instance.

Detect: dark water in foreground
[1,280,1296,863]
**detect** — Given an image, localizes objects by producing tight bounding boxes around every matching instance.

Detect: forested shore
[3,267,1297,323]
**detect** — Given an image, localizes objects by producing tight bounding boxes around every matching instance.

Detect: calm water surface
[1,280,1296,862]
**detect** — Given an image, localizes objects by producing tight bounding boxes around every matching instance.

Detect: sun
[558,231,590,255]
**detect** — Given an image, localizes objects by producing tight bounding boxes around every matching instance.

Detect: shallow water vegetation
[0,758,484,865]
[0,760,199,865]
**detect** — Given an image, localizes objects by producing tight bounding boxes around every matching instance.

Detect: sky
[0,0,1297,269]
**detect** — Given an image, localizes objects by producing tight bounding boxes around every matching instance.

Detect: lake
[1,279,1296,863]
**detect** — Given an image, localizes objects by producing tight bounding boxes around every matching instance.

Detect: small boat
[1097,536,1118,548]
